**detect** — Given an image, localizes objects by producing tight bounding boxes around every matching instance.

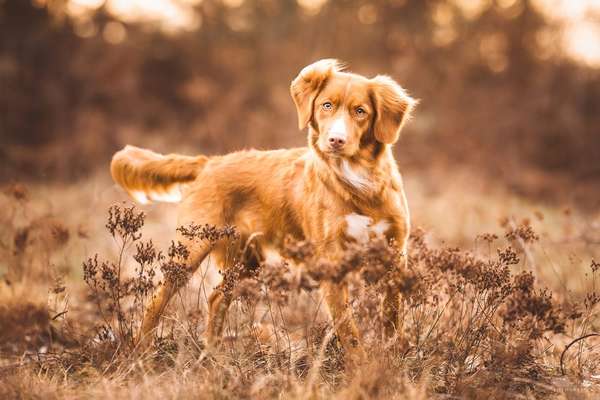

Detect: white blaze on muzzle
[328,116,347,141]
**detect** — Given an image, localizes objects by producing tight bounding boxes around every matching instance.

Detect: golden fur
[111,145,207,204]
[110,59,416,366]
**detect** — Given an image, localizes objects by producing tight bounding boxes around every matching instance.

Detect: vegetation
[1,1,599,398]
[1,181,600,399]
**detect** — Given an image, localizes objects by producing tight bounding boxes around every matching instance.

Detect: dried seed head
[106,204,145,241]
[177,223,240,243]
[504,219,539,243]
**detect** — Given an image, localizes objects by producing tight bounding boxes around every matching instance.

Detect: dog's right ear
[290,59,343,130]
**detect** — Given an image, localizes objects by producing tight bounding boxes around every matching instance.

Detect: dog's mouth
[317,141,355,160]
[323,149,345,159]
[324,145,359,160]
[325,148,341,155]
[322,143,347,156]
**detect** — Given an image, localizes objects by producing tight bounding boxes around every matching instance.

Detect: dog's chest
[343,212,392,243]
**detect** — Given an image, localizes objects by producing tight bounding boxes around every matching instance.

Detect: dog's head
[290,59,416,159]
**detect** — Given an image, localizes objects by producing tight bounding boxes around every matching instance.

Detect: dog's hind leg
[205,236,262,348]
[205,280,233,348]
[138,238,214,347]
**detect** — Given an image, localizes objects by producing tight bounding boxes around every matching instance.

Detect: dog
[110,59,416,364]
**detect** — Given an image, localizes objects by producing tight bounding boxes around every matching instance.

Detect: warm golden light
[531,0,600,67]
[103,20,126,44]
[296,0,328,16]
[105,0,202,32]
[454,0,492,20]
[73,18,98,38]
[564,21,600,67]
[222,0,245,8]
[58,0,600,67]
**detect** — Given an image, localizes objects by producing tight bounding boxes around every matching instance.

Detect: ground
[1,164,599,399]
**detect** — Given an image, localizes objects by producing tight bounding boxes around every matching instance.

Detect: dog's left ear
[290,59,343,130]
[370,75,417,144]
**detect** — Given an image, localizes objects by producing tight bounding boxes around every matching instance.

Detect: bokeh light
[57,0,600,67]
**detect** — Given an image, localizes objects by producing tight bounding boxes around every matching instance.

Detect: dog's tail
[110,145,208,204]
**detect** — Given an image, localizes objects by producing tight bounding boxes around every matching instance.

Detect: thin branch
[560,333,600,375]
[51,310,68,320]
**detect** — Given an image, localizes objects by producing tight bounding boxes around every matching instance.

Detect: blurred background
[2,2,600,392]
[1,0,600,345]
[1,0,599,209]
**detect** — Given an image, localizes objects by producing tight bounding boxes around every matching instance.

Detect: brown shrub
[4,203,598,399]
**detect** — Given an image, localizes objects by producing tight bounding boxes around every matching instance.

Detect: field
[1,163,599,399]
[2,1,600,399]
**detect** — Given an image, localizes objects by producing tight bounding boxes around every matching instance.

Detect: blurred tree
[0,0,598,200]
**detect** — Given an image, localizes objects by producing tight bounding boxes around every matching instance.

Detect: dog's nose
[328,136,346,149]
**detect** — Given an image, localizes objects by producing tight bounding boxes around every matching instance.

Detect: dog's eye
[322,102,333,111]
[356,107,366,116]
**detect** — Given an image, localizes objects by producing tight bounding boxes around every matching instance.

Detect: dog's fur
[111,59,416,364]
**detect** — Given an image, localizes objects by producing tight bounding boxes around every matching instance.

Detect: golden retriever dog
[110,59,416,364]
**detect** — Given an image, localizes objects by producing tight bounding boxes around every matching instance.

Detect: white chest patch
[345,213,390,243]
[371,219,391,236]
[340,160,371,192]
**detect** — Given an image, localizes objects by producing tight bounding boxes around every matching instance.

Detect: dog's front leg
[321,280,366,368]
[382,269,404,339]
[382,220,410,339]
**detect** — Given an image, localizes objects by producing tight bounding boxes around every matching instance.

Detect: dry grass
[1,170,600,400]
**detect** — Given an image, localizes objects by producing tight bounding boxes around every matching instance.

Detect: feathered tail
[110,145,207,204]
